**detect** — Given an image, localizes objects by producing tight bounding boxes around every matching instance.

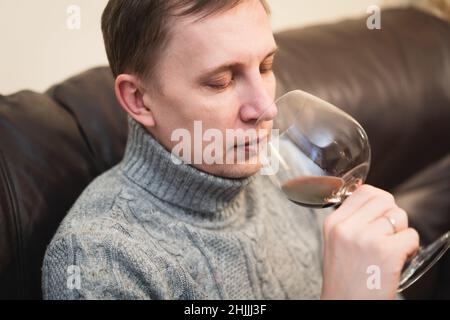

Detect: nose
[239,77,277,124]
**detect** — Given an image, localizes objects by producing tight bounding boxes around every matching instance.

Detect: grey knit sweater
[42,118,330,300]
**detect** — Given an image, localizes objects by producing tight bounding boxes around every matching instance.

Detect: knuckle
[359,185,395,204]
[333,222,352,243]
[409,228,420,246]
[372,193,395,210]
[358,184,377,195]
[397,208,409,226]
[379,190,395,204]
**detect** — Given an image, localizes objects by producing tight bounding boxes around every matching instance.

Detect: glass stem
[398,231,450,292]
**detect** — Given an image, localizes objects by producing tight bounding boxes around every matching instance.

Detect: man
[42,0,419,299]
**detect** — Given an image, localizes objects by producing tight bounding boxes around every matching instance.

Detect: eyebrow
[198,46,279,80]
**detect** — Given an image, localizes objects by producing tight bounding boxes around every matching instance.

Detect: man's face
[143,0,278,178]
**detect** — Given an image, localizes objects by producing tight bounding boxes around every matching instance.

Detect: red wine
[281,176,345,208]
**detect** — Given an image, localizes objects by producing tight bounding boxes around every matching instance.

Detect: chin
[221,163,262,179]
[196,162,262,179]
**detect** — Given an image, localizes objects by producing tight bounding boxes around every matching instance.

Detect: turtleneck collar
[120,117,255,218]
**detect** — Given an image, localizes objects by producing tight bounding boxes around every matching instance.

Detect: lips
[235,134,268,148]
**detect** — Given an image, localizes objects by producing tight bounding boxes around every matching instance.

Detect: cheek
[205,111,241,133]
[195,94,241,124]
[266,73,277,99]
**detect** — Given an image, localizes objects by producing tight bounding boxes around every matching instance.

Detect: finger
[366,207,409,237]
[329,184,383,224]
[389,228,420,261]
[342,193,396,228]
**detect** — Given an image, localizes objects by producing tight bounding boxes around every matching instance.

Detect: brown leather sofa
[0,8,449,299]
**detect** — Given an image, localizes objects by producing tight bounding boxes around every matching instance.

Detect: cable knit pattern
[42,117,331,300]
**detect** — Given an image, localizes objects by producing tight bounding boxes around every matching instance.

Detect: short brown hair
[101,0,270,83]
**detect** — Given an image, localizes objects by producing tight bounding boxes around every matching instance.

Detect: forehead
[166,0,275,67]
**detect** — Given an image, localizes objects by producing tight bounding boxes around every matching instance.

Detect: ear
[114,74,156,127]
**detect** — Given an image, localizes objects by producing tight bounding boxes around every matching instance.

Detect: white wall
[0,0,408,95]
[269,0,393,31]
[0,0,109,95]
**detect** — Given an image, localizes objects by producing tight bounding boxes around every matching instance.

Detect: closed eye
[208,82,231,90]
[260,57,275,74]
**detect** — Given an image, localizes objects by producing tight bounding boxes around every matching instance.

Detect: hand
[320,184,420,299]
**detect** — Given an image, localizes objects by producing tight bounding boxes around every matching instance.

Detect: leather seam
[0,150,25,298]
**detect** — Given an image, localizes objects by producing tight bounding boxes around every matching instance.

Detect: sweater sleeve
[42,227,172,300]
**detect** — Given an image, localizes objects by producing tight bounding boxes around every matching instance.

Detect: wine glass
[257,89,450,292]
